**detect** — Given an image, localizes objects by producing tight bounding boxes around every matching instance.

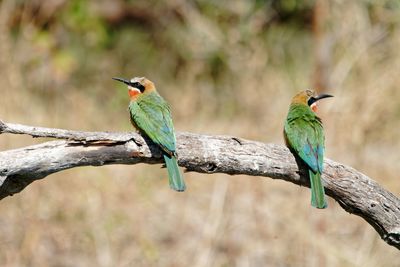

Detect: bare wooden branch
[0,121,399,250]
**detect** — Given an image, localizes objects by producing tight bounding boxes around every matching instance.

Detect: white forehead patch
[130,77,145,83]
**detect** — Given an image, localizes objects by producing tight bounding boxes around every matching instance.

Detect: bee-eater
[113,76,186,192]
[284,89,333,209]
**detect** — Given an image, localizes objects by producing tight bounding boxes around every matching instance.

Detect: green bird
[284,89,333,209]
[113,76,186,192]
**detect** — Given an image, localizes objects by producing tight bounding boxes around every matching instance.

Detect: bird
[113,76,186,192]
[284,89,333,209]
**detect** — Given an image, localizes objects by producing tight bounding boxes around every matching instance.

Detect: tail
[309,170,327,209]
[163,154,186,192]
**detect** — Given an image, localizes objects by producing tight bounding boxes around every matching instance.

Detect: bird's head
[112,76,155,99]
[291,89,333,112]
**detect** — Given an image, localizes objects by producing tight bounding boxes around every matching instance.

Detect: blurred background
[0,0,399,266]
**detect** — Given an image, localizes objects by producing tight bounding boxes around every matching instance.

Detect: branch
[0,121,399,250]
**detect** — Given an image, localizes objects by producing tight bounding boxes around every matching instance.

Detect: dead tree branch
[0,120,399,250]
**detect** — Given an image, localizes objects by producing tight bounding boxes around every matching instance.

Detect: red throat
[311,102,318,112]
[128,88,141,100]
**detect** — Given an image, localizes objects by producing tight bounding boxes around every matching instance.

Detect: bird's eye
[307,96,317,106]
[132,82,145,93]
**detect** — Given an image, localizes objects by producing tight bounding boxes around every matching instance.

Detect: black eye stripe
[131,82,145,93]
[308,97,317,106]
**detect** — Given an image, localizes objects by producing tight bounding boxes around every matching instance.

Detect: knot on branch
[204,162,218,173]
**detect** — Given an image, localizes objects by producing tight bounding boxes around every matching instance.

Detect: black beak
[308,93,334,106]
[112,77,131,86]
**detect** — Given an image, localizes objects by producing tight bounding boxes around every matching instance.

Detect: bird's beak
[112,77,131,86]
[308,93,333,106]
[315,93,334,101]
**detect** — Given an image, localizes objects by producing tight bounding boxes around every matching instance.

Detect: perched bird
[113,76,186,192]
[284,89,333,209]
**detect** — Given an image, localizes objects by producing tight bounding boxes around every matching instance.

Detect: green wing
[284,105,325,173]
[129,92,176,154]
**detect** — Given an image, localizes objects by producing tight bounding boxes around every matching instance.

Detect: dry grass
[0,0,399,266]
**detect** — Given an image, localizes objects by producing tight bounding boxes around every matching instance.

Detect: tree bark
[0,120,399,250]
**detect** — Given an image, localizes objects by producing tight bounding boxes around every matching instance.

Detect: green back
[129,91,176,154]
[284,103,325,173]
